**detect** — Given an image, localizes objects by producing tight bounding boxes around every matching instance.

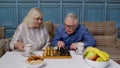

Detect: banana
[85,47,95,52]
[101,51,110,61]
[96,57,104,62]
[84,47,110,62]
[93,48,109,61]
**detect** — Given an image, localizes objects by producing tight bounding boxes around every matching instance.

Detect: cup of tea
[24,44,32,56]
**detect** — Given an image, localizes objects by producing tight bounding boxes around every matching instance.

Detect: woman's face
[34,17,43,28]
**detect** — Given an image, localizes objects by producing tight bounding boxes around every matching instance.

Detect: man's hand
[14,42,25,51]
[57,41,65,48]
[70,43,77,50]
[70,42,84,51]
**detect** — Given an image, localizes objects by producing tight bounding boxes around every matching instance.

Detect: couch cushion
[94,36,116,46]
[84,21,117,36]
[0,39,4,57]
[53,24,59,36]
[44,21,54,41]
[0,27,5,39]
[44,21,54,35]
[84,21,118,46]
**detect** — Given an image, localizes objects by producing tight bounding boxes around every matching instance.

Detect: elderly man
[52,13,96,50]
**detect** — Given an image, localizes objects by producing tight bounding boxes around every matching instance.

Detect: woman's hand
[14,42,25,51]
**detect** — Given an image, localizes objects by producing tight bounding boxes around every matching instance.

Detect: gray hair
[64,13,79,25]
[23,7,44,28]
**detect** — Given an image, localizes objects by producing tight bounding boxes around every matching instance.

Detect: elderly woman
[10,8,50,51]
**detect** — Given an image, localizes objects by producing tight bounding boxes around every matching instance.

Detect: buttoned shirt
[52,24,96,49]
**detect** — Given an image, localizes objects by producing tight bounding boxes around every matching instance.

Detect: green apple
[86,51,98,61]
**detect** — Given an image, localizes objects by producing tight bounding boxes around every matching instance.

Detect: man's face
[64,19,76,34]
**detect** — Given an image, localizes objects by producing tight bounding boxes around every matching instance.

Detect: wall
[0,0,120,38]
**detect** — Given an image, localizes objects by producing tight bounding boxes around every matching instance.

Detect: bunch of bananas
[84,47,110,62]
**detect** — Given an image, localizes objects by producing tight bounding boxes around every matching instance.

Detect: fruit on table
[84,47,110,62]
[96,57,104,62]
[86,51,98,61]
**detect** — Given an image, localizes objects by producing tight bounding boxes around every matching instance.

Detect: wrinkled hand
[14,42,25,51]
[57,41,65,48]
[70,43,77,50]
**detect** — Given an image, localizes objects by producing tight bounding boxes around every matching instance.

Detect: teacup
[75,43,84,55]
[24,44,32,56]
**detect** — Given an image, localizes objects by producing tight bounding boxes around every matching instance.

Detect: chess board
[43,46,71,59]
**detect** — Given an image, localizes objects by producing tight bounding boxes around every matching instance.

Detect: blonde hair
[23,7,44,28]
[64,13,79,25]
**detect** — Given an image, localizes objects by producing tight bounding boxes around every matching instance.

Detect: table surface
[0,51,120,68]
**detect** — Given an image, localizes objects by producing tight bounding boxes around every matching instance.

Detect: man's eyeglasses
[65,24,75,29]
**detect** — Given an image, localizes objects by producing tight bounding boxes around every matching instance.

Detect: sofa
[0,27,5,39]
[0,27,5,57]
[0,21,120,64]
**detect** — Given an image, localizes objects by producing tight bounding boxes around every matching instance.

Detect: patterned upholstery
[44,21,59,42]
[84,21,117,46]
[44,21,54,42]
[0,27,5,39]
[84,21,117,35]
[0,27,5,57]
[0,38,11,57]
[0,40,4,57]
